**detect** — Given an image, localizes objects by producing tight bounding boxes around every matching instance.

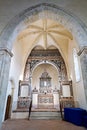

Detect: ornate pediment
[40,71,51,79]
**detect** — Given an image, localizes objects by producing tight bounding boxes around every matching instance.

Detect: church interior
[0,1,87,130]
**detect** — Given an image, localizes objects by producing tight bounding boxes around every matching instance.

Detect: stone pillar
[78,47,87,108]
[0,48,13,127]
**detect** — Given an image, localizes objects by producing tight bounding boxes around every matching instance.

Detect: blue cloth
[64,108,86,126]
[83,115,87,128]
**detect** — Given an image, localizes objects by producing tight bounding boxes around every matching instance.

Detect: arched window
[73,48,80,82]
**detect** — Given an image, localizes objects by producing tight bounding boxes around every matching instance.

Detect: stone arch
[0,3,87,50]
[31,61,60,90]
[24,47,68,82]
[31,61,61,88]
[31,61,59,75]
[0,3,87,126]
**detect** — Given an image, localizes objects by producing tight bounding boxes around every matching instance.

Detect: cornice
[0,47,13,57]
[77,46,87,56]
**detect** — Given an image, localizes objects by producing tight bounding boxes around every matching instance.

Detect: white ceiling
[18,19,73,49]
[16,18,75,72]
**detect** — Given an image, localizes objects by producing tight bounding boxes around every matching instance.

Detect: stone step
[31,108,58,112]
[30,111,60,116]
[11,112,29,119]
[30,111,61,120]
[30,116,61,120]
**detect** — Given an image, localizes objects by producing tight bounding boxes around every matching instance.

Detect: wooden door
[4,95,11,120]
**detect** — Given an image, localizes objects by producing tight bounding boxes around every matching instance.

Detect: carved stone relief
[24,49,67,82]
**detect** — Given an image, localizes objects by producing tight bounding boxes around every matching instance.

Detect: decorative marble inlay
[24,49,67,81]
[39,97,53,103]
[60,97,74,109]
[17,97,30,109]
[38,94,54,108]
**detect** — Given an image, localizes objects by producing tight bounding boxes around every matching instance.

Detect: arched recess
[23,42,69,80]
[31,61,61,90]
[24,47,68,82]
[32,61,59,74]
[0,3,87,85]
[31,62,59,90]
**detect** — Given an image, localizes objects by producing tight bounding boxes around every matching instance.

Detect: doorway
[4,95,12,120]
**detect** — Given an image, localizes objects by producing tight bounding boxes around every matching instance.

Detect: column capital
[77,46,87,56]
[0,47,13,57]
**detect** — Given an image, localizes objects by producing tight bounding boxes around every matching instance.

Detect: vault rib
[27,25,43,30]
[48,30,73,40]
[18,31,41,40]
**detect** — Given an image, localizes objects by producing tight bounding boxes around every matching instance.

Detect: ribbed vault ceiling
[18,19,73,50]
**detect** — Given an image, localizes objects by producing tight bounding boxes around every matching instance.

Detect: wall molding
[77,46,87,56]
[0,47,13,57]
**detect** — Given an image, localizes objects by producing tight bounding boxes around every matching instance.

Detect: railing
[28,100,32,120]
[60,102,64,120]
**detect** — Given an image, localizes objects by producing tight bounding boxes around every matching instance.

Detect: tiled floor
[0,119,86,130]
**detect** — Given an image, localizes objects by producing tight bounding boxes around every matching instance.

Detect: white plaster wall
[68,39,87,109]
[32,64,59,91]
[8,40,24,110]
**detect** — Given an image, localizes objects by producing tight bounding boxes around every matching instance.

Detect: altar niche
[37,71,54,109]
[40,71,52,94]
[24,49,68,110]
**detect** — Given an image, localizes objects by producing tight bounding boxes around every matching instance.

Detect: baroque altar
[32,71,60,110]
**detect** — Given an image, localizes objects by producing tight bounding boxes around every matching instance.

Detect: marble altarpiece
[17,49,74,110]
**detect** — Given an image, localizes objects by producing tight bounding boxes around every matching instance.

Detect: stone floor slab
[0,119,86,130]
